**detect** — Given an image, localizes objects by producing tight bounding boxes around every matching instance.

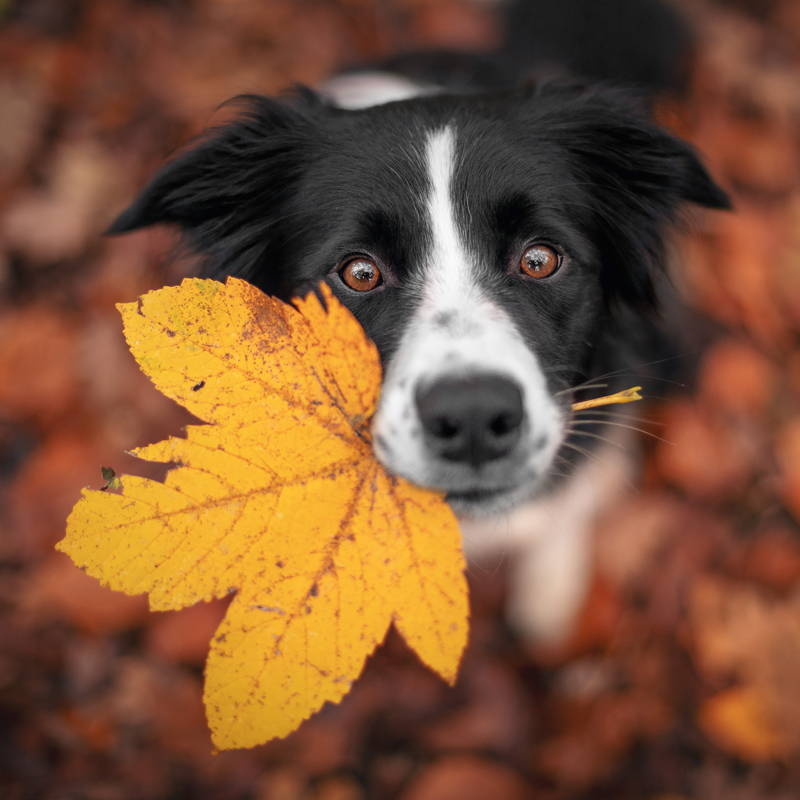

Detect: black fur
[503,0,696,95]
[109,83,727,384]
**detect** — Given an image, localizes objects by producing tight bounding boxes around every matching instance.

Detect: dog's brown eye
[339,258,382,292]
[519,244,561,279]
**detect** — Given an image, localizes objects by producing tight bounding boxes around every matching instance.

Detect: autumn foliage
[59,278,467,749]
[4,0,800,798]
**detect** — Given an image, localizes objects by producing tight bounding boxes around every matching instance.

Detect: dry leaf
[698,338,775,418]
[699,686,789,762]
[655,398,751,499]
[58,277,468,750]
[400,755,529,800]
[776,418,800,522]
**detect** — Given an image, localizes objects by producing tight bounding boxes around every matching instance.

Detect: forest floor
[2,1,800,798]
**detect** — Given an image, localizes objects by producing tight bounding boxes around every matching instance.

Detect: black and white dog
[108,6,728,642]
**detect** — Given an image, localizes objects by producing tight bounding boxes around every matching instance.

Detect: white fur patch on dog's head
[320,71,432,110]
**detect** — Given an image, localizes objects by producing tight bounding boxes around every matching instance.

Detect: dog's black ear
[531,86,730,306]
[667,141,731,211]
[107,92,319,284]
[590,118,730,307]
[594,120,731,306]
[585,117,731,213]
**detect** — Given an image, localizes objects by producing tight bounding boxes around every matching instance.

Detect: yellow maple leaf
[58,277,468,750]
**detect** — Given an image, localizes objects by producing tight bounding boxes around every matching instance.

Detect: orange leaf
[699,685,789,762]
[58,277,468,750]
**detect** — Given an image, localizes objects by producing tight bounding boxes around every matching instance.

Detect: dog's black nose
[415,374,524,467]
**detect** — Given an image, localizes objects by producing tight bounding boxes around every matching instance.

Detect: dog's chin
[445,482,537,518]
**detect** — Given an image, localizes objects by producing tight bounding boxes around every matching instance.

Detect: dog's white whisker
[571,408,664,425]
[564,428,631,450]
[555,382,609,396]
[569,419,673,444]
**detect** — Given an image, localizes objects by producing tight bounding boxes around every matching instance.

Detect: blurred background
[2,0,800,797]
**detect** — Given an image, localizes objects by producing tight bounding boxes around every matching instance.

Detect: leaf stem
[571,385,643,412]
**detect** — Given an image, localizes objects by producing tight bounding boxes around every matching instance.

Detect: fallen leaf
[1,139,127,264]
[775,418,800,521]
[595,494,682,587]
[0,75,48,187]
[0,304,81,426]
[724,526,800,592]
[400,755,529,800]
[23,552,148,635]
[145,600,228,665]
[654,398,752,499]
[689,578,800,759]
[699,686,788,762]
[312,776,365,800]
[58,277,468,750]
[698,338,775,418]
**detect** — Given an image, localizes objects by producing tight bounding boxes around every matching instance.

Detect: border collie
[107,31,728,642]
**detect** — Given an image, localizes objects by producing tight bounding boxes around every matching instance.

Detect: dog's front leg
[506,509,595,643]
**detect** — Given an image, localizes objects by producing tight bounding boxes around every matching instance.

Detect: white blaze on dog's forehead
[423,126,482,310]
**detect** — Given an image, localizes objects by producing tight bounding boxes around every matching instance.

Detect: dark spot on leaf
[252,605,285,615]
[165,329,176,338]
[215,633,227,643]
[275,560,284,569]
[305,605,311,614]
[309,583,318,597]
[191,380,205,391]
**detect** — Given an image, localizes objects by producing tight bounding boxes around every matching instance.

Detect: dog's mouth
[444,482,535,517]
[446,487,507,504]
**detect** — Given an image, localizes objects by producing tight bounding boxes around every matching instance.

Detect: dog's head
[110,84,728,515]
